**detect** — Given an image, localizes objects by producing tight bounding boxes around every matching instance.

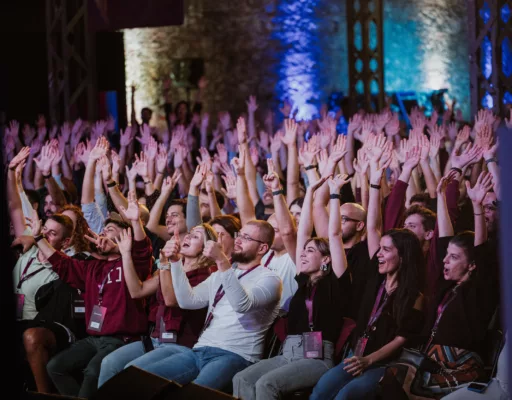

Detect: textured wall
[124,0,470,128]
[124,0,347,128]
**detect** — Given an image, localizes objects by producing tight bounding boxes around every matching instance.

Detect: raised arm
[205,173,222,218]
[466,171,493,246]
[81,137,109,205]
[436,172,456,238]
[8,147,31,237]
[187,163,208,230]
[146,171,181,240]
[281,119,300,204]
[158,230,182,307]
[327,174,350,278]
[233,147,256,225]
[117,228,159,299]
[119,190,146,241]
[418,135,438,198]
[237,117,260,206]
[296,176,329,274]
[263,158,298,264]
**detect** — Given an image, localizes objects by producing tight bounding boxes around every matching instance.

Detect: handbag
[398,348,441,373]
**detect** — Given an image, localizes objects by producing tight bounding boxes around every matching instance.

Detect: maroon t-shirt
[48,237,153,338]
[152,267,211,348]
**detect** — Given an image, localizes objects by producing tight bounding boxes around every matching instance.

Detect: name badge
[16,294,25,320]
[88,305,107,332]
[159,318,177,343]
[303,331,323,359]
[72,299,85,318]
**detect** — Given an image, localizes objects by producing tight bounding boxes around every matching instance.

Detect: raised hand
[447,121,458,143]
[250,146,259,166]
[437,170,458,196]
[34,143,57,175]
[403,146,421,171]
[162,228,181,262]
[156,147,168,174]
[197,147,212,165]
[453,126,470,152]
[125,164,138,182]
[84,229,117,254]
[133,152,149,179]
[354,119,373,142]
[419,134,430,161]
[328,173,350,193]
[221,172,237,199]
[281,119,298,146]
[99,155,112,182]
[451,143,483,170]
[120,126,133,147]
[429,133,441,159]
[190,163,208,188]
[26,209,43,236]
[236,116,247,145]
[115,229,133,255]
[136,124,152,146]
[262,158,282,191]
[483,138,498,161]
[328,135,348,164]
[89,136,109,162]
[9,147,31,170]
[319,130,333,150]
[247,95,258,113]
[374,111,391,133]
[347,114,363,136]
[173,145,186,169]
[145,136,158,160]
[270,131,283,153]
[279,99,292,118]
[353,149,369,175]
[231,146,246,176]
[216,143,228,164]
[466,171,494,205]
[475,124,493,151]
[119,190,141,221]
[111,150,121,175]
[385,113,400,137]
[298,136,320,166]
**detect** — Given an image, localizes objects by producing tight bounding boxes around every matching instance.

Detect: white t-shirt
[13,246,59,320]
[171,260,282,363]
[262,251,298,312]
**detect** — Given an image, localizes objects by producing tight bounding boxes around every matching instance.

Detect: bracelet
[474,212,483,216]
[485,157,497,165]
[106,180,117,188]
[159,262,171,271]
[34,234,44,242]
[330,194,341,200]
[370,184,381,190]
[450,167,463,174]
[272,189,285,196]
[144,180,151,185]
[156,171,164,175]
[305,165,318,171]
[43,173,52,179]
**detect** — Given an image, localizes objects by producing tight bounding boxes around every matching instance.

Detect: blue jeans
[310,359,385,400]
[140,346,253,392]
[98,338,190,388]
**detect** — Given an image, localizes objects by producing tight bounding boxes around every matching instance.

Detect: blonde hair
[192,223,218,270]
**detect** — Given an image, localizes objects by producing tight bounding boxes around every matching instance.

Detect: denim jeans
[47,336,124,398]
[140,346,252,393]
[233,335,334,400]
[310,357,385,400]
[97,338,190,388]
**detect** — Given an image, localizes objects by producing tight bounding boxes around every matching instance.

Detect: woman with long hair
[311,136,425,399]
[98,223,218,387]
[209,214,241,259]
[61,204,91,255]
[382,170,499,399]
[232,173,350,399]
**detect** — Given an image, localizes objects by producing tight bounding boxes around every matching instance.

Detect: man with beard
[137,220,282,393]
[29,191,152,399]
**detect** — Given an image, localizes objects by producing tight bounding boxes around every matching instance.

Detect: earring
[320,263,328,272]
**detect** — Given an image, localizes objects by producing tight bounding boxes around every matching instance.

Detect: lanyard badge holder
[303,286,323,359]
[16,258,45,320]
[88,268,114,332]
[355,282,388,357]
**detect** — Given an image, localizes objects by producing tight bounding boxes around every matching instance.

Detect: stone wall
[124,0,470,129]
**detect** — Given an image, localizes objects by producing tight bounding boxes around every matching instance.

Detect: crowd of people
[5,80,509,399]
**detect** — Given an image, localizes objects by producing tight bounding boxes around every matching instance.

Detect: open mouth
[182,243,190,248]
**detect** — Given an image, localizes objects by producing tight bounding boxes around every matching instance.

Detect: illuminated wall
[124,0,470,126]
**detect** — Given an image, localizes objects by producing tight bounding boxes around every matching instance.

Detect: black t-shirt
[286,271,350,344]
[352,256,424,363]
[345,240,373,319]
[423,238,499,353]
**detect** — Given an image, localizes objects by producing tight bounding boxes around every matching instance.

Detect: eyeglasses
[234,232,266,244]
[341,215,361,224]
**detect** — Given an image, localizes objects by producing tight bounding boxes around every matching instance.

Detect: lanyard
[202,264,260,332]
[17,258,46,289]
[305,285,317,330]
[364,281,390,336]
[97,266,117,306]
[264,251,275,268]
[425,286,459,349]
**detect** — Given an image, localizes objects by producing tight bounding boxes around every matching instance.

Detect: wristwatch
[159,262,171,271]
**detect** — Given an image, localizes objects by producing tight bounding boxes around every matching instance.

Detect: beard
[231,250,256,264]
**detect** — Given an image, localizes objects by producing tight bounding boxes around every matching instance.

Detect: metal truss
[346,0,385,112]
[46,0,96,123]
[468,0,512,116]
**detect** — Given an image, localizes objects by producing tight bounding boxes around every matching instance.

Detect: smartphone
[467,381,490,393]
